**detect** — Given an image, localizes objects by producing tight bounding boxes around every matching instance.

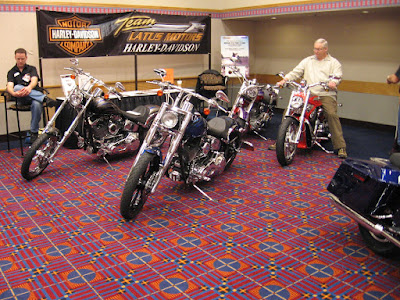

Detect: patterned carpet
[0,136,399,300]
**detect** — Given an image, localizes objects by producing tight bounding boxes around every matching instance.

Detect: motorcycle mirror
[154,68,167,80]
[70,58,79,66]
[230,56,238,63]
[215,90,230,103]
[115,82,126,92]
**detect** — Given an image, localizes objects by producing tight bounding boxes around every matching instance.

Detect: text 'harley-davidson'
[275,72,334,166]
[120,69,254,222]
[21,59,159,180]
[225,59,279,139]
[327,155,400,257]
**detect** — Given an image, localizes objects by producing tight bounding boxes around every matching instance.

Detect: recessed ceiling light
[362,10,369,14]
[271,17,277,20]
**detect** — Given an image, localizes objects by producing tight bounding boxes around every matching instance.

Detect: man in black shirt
[6,48,55,143]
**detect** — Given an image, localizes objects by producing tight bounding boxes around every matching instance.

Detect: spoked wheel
[358,225,400,257]
[120,152,159,221]
[276,117,299,166]
[21,130,59,180]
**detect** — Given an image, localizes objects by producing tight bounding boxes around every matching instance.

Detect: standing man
[6,48,56,144]
[386,65,400,153]
[272,38,347,158]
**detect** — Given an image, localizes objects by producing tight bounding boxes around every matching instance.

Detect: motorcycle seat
[207,116,236,140]
[123,105,158,124]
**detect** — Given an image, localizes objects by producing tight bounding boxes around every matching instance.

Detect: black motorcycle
[21,58,159,180]
[120,68,254,221]
[327,154,400,257]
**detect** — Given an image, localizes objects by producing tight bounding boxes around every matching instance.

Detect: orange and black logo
[48,15,102,56]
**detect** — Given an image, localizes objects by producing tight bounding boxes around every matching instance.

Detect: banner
[37,10,211,58]
[220,36,249,78]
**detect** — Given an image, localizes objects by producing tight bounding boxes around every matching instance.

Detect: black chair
[194,69,227,111]
[2,88,50,156]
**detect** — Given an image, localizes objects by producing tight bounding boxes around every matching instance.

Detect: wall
[250,9,400,125]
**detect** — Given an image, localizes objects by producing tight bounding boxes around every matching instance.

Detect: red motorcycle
[275,73,334,166]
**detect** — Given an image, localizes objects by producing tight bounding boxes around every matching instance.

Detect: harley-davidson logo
[48,15,102,56]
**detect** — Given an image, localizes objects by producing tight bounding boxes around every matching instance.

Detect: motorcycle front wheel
[21,130,59,180]
[358,225,400,257]
[276,117,299,166]
[120,152,158,221]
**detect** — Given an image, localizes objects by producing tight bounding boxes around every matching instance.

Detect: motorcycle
[327,154,400,256]
[248,87,279,136]
[21,58,159,180]
[225,58,279,139]
[275,72,334,166]
[120,68,254,221]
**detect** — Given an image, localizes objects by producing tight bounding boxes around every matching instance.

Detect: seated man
[6,48,56,143]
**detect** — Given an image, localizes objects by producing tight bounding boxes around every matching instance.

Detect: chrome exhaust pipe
[329,193,400,248]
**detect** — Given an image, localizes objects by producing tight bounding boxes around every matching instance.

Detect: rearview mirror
[216,90,230,103]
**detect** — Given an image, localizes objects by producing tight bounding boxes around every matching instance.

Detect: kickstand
[193,184,218,202]
[315,141,334,154]
[253,131,269,141]
[103,156,114,170]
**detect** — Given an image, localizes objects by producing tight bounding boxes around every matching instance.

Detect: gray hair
[315,38,328,49]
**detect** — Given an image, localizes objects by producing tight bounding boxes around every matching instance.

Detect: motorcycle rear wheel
[276,117,299,166]
[120,152,158,221]
[358,225,400,257]
[21,130,59,180]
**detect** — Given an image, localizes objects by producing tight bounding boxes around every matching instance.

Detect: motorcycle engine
[89,114,124,140]
[87,114,139,156]
[167,135,225,183]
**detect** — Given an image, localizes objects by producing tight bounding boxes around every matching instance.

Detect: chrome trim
[329,193,400,248]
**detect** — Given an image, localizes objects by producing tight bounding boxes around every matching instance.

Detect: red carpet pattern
[0,137,399,300]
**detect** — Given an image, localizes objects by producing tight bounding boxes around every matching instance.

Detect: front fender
[144,147,162,160]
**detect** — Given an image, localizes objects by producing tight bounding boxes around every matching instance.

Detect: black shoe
[45,96,57,108]
[30,132,38,144]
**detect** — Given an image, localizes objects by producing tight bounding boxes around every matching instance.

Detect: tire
[120,152,159,221]
[276,117,299,166]
[225,145,237,170]
[224,134,241,170]
[21,131,59,180]
[358,225,400,257]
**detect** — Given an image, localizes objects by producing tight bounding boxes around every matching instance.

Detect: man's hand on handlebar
[328,81,337,90]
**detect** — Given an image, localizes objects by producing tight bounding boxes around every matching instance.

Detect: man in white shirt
[274,38,347,158]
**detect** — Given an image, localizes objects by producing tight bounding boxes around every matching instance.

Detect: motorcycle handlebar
[146,80,228,113]
[276,72,335,91]
[64,65,123,97]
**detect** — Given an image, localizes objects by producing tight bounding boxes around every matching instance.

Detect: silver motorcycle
[21,58,159,180]
[224,58,279,139]
[120,68,253,221]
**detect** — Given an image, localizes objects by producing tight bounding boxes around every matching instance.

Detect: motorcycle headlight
[244,86,259,99]
[161,111,178,129]
[69,90,83,107]
[290,96,303,109]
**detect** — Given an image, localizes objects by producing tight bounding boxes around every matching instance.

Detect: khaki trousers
[282,95,346,150]
[319,96,346,150]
